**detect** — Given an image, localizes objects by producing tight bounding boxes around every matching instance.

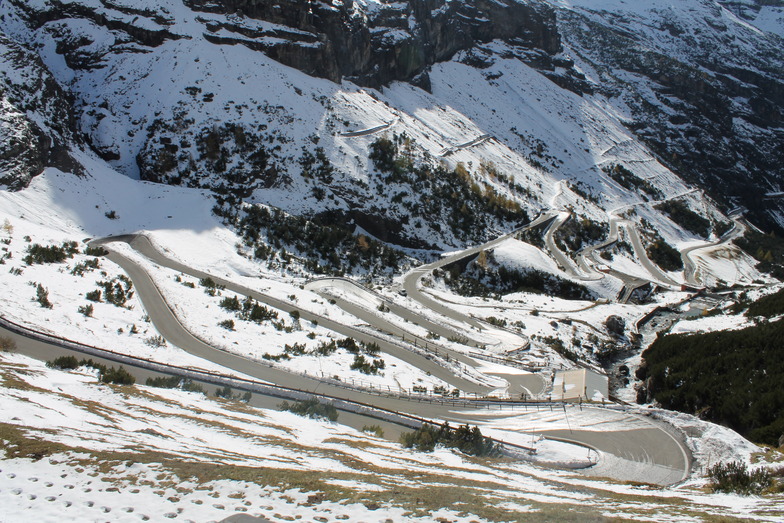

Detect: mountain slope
[0,0,782,266]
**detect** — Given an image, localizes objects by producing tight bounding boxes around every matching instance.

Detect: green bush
[215,385,234,398]
[71,258,101,276]
[146,375,182,388]
[145,335,166,348]
[200,276,217,288]
[23,242,78,265]
[400,422,497,457]
[279,398,338,422]
[36,284,52,309]
[97,276,133,307]
[84,246,108,257]
[78,304,94,317]
[47,355,80,370]
[707,461,771,495]
[48,357,135,385]
[101,366,135,385]
[219,295,241,311]
[350,354,385,375]
[362,424,385,438]
[218,319,235,330]
[314,340,337,356]
[239,298,278,323]
[181,380,205,394]
[655,200,711,238]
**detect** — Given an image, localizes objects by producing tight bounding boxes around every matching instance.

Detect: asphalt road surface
[400,212,556,340]
[4,317,689,486]
[1,232,692,486]
[94,235,488,394]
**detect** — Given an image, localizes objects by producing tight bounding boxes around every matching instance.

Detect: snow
[114,241,456,393]
[0,171,252,376]
[2,353,782,522]
[0,0,782,517]
[752,5,784,36]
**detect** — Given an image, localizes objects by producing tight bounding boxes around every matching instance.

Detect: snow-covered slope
[5,0,781,255]
[2,351,782,522]
[2,1,784,506]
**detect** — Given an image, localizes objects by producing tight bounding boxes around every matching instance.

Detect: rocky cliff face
[1,0,784,238]
[554,2,784,231]
[0,34,81,189]
[185,0,561,88]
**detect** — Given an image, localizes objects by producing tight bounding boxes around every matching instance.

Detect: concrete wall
[553,368,608,402]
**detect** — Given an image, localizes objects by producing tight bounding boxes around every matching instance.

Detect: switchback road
[79,234,690,485]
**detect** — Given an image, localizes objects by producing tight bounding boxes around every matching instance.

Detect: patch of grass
[361,425,385,438]
[0,336,16,352]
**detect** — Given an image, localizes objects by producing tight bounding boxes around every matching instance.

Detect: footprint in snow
[64,501,72,508]
[123,507,135,513]
[45,482,53,487]
[83,487,92,493]
[64,484,74,489]
[101,506,111,513]
[7,473,15,479]
[212,504,225,510]
[11,488,21,495]
[85,501,94,507]
[141,515,150,521]
[28,494,37,500]
[28,477,38,482]
[163,513,178,519]
[46,496,56,502]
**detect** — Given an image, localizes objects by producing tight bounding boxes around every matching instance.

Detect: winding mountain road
[681,218,745,287]
[400,212,556,341]
[2,230,694,486]
[94,235,490,394]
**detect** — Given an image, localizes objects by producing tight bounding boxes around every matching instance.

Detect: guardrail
[0,314,551,455]
[308,276,540,373]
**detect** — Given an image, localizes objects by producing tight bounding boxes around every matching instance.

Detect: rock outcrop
[0,33,81,189]
[185,0,561,88]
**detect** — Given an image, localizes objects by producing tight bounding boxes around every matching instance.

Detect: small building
[552,368,609,402]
